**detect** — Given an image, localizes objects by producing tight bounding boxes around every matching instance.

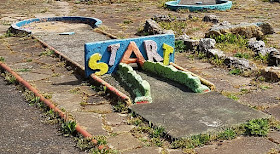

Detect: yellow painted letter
[162,43,174,66]
[88,53,109,76]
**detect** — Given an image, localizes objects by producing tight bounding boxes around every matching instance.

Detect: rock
[207,49,225,58]
[176,34,190,41]
[206,22,264,39]
[152,14,172,22]
[255,22,275,34]
[184,39,199,51]
[143,19,163,35]
[248,39,267,56]
[203,15,219,24]
[224,57,255,70]
[143,19,174,35]
[198,38,216,52]
[268,48,280,66]
[261,67,280,82]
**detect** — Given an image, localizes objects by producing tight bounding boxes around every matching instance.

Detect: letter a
[120,41,145,66]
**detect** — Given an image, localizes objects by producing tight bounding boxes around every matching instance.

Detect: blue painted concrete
[11,16,102,34]
[85,34,175,77]
[165,0,232,11]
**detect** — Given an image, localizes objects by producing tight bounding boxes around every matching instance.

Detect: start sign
[84,34,175,77]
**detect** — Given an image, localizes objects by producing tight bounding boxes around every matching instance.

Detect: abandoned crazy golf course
[1,1,280,153]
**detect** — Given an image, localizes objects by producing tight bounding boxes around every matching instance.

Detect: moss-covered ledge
[142,61,210,93]
[117,63,152,103]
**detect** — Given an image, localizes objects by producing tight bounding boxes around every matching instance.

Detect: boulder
[198,38,216,52]
[255,22,274,35]
[247,39,267,56]
[268,48,280,66]
[224,57,255,70]
[203,15,219,24]
[207,49,225,58]
[143,19,174,35]
[152,14,172,22]
[206,22,264,39]
[261,67,280,82]
[184,39,199,51]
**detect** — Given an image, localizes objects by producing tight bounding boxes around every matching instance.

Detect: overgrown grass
[175,40,186,53]
[171,118,273,149]
[211,34,254,58]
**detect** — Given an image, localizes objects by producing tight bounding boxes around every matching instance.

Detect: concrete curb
[9,16,102,35]
[165,0,232,11]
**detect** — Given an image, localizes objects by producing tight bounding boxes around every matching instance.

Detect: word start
[84,34,175,77]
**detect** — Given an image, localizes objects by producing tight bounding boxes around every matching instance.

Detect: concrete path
[0,78,86,154]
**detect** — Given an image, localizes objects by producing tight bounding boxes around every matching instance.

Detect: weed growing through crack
[39,49,55,57]
[229,68,242,75]
[243,118,269,136]
[61,120,77,136]
[3,72,17,84]
[113,101,128,113]
[16,68,31,72]
[0,56,5,62]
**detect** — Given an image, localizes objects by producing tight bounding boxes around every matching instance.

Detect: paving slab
[268,131,280,144]
[107,133,143,151]
[267,104,280,121]
[195,137,280,154]
[130,71,268,138]
[71,112,108,136]
[105,113,128,126]
[123,146,161,154]
[112,125,135,134]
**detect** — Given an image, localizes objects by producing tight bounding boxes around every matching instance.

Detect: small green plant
[16,68,31,72]
[151,126,165,138]
[254,53,269,64]
[234,52,250,59]
[210,56,224,66]
[175,40,186,53]
[123,19,133,24]
[39,49,55,57]
[128,117,143,126]
[113,101,128,113]
[244,119,269,136]
[61,120,77,136]
[42,93,52,99]
[222,91,239,101]
[4,72,17,84]
[229,68,242,75]
[0,56,5,62]
[4,29,15,37]
[218,128,236,140]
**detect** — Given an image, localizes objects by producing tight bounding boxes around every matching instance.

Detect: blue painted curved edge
[10,16,102,35]
[165,1,232,11]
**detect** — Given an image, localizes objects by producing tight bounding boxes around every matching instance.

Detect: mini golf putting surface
[131,71,268,138]
[25,21,267,139]
[31,22,111,66]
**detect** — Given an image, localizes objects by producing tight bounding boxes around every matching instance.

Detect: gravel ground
[0,78,86,154]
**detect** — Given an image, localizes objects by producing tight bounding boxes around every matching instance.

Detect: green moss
[143,61,210,93]
[117,63,152,103]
